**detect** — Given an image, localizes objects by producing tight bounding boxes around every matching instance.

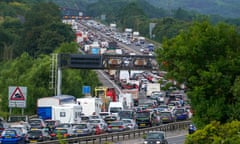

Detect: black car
[144,131,168,144]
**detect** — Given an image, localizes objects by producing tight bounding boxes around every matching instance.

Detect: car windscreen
[119,111,134,119]
[110,107,122,113]
[147,132,164,139]
[28,130,42,136]
[136,112,150,118]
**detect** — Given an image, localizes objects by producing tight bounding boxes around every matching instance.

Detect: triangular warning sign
[10,87,25,100]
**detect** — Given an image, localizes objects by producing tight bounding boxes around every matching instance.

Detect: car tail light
[63,134,69,138]
[119,126,124,128]
[50,133,56,137]
[108,126,112,128]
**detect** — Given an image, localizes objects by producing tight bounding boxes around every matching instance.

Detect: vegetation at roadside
[0,1,100,115]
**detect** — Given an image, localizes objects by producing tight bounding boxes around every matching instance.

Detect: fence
[38,121,191,144]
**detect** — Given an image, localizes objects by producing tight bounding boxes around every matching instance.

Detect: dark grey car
[144,131,168,144]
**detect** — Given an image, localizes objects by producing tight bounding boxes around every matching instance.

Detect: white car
[10,124,28,135]
[122,119,138,130]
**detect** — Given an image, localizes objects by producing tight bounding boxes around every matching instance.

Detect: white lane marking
[98,70,122,93]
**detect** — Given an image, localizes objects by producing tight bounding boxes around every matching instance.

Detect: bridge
[59,54,158,70]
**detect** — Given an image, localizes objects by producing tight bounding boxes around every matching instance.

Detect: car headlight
[156,141,161,144]
[143,141,148,144]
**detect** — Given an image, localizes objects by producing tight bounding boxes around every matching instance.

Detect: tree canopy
[156,21,240,127]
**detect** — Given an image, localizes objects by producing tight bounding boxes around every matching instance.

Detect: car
[157,105,169,112]
[173,108,189,121]
[9,124,28,136]
[91,124,105,135]
[189,124,197,134]
[122,119,138,130]
[159,111,176,123]
[104,115,119,125]
[107,120,129,133]
[88,119,107,131]
[0,128,25,144]
[81,116,91,123]
[29,118,46,129]
[25,129,51,143]
[72,123,94,136]
[44,120,61,132]
[144,131,168,144]
[50,128,73,139]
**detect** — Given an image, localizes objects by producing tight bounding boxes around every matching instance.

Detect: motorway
[81,20,188,144]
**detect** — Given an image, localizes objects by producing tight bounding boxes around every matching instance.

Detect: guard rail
[38,120,191,144]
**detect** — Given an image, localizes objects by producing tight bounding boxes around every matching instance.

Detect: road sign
[10,87,25,100]
[8,86,27,108]
[82,86,91,95]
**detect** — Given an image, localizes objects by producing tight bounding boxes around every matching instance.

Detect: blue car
[0,128,25,144]
[189,124,197,134]
[174,108,188,120]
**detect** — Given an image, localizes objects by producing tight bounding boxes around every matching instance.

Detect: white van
[108,102,124,116]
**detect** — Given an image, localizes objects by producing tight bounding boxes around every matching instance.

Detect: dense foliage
[156,21,240,128]
[0,1,100,116]
[185,121,240,144]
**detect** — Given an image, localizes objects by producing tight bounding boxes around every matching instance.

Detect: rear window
[109,121,123,126]
[3,130,16,135]
[45,121,56,126]
[54,129,67,134]
[73,124,87,129]
[28,130,42,136]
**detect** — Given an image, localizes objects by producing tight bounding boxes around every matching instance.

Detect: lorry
[51,103,82,124]
[118,93,134,109]
[76,97,102,116]
[146,83,161,97]
[94,86,117,111]
[122,89,139,106]
[108,102,124,116]
[37,95,77,120]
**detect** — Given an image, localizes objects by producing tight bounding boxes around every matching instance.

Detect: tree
[156,21,240,127]
[185,121,240,144]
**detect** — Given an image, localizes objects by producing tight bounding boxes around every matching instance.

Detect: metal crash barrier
[37,121,191,144]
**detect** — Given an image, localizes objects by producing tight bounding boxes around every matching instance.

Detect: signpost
[8,86,27,115]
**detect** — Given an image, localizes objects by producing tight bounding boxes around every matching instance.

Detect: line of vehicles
[0,19,193,144]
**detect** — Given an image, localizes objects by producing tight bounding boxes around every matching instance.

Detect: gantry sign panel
[59,54,157,70]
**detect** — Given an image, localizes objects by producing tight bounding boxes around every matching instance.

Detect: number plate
[30,140,37,143]
[140,124,145,126]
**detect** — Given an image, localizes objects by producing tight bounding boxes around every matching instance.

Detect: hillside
[147,0,240,18]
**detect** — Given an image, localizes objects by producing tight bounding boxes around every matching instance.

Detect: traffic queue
[0,20,192,143]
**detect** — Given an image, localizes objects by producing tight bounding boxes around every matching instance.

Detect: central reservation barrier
[37,121,191,144]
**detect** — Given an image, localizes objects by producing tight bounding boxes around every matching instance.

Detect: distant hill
[50,0,240,19]
[146,0,240,18]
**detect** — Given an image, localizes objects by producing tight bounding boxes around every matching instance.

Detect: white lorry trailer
[146,83,161,97]
[76,97,102,116]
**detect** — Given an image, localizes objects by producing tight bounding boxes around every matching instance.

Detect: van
[108,102,124,116]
